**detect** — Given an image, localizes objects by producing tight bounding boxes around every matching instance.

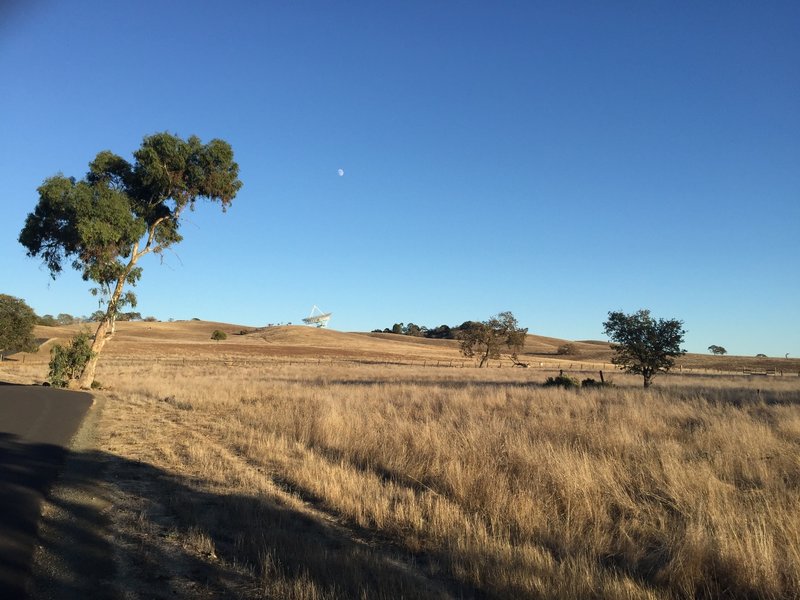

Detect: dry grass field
[3,321,800,599]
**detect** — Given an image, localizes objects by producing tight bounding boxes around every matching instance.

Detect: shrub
[556,343,576,355]
[543,374,580,389]
[48,332,95,387]
[211,330,227,342]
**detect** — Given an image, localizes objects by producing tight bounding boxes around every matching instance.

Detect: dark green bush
[211,329,227,341]
[543,374,580,389]
[48,332,95,387]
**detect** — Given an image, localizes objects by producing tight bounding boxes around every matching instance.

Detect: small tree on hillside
[56,313,76,325]
[0,294,38,360]
[211,330,227,342]
[37,314,57,326]
[603,309,686,388]
[708,345,727,356]
[459,311,527,367]
[19,132,241,388]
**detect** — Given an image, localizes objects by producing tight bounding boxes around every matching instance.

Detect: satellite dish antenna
[302,305,332,328]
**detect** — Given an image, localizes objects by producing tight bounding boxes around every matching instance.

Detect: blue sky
[1,1,798,356]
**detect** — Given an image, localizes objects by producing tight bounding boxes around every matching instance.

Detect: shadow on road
[0,433,69,599]
[6,439,464,599]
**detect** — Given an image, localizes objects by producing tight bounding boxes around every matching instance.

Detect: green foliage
[425,324,454,339]
[603,309,686,388]
[403,322,424,336]
[116,311,142,322]
[19,131,242,300]
[708,345,727,356]
[543,374,580,389]
[756,353,767,358]
[48,332,95,387]
[211,329,227,342]
[459,311,528,367]
[36,314,57,326]
[0,294,39,359]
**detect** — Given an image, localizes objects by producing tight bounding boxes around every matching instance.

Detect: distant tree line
[372,312,528,368]
[34,311,157,326]
[372,322,471,340]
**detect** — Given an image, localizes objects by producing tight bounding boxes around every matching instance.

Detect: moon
[337,168,344,177]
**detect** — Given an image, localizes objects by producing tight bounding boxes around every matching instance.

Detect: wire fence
[44,355,800,377]
[3,354,799,378]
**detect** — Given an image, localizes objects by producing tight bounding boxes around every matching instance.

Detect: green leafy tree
[603,309,686,388]
[425,324,454,339]
[19,132,241,388]
[403,322,423,336]
[211,329,227,342]
[459,311,527,367]
[56,313,76,325]
[37,314,57,326]
[708,345,727,356]
[0,294,39,360]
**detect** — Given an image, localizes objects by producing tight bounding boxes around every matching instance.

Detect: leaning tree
[603,309,686,388]
[19,132,241,388]
[459,311,528,367]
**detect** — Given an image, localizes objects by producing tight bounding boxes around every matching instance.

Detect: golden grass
[72,361,800,597]
[3,323,799,598]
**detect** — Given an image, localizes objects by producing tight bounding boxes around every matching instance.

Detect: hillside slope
[6,320,798,372]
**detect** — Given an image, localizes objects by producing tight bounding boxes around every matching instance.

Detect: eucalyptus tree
[19,132,242,388]
[459,311,527,367]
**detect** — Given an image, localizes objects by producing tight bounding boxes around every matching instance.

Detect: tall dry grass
[4,358,799,598]
[82,361,799,599]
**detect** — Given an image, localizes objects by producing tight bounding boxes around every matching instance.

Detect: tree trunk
[643,372,653,388]
[77,316,112,389]
[76,268,131,389]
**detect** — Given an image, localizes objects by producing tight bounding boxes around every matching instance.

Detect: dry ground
[2,321,800,599]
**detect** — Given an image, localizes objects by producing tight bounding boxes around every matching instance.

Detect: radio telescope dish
[302,305,332,328]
